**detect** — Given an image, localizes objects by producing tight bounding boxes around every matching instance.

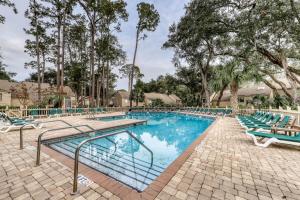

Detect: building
[112,91,130,107]
[144,92,182,106]
[0,79,76,108]
[211,79,300,107]
[112,91,182,107]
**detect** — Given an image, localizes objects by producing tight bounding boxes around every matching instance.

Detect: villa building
[211,79,300,107]
[0,79,76,108]
[112,91,182,107]
[112,91,131,107]
[144,92,182,106]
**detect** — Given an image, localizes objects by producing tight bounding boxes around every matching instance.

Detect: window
[238,97,244,103]
[0,93,2,101]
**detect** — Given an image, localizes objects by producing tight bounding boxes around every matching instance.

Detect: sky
[0,0,189,90]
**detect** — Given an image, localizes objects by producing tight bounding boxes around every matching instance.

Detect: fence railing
[0,107,130,118]
[1,106,300,124]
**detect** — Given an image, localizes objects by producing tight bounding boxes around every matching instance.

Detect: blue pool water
[43,112,214,191]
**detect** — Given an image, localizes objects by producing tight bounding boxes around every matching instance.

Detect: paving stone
[1,116,300,200]
[175,191,187,200]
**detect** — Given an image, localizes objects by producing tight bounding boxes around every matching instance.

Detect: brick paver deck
[1,115,300,200]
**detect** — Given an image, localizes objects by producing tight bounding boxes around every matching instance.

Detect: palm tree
[213,61,261,115]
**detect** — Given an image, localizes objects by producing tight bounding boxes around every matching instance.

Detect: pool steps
[46,140,164,191]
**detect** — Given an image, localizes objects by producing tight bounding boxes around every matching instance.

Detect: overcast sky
[0,0,188,89]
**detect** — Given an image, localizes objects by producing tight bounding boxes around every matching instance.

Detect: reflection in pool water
[44,112,214,191]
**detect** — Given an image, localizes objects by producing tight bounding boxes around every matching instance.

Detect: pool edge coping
[36,114,220,200]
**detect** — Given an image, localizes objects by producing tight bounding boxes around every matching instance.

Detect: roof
[169,94,181,101]
[213,87,272,101]
[144,93,181,105]
[0,79,15,91]
[0,80,76,99]
[117,91,130,99]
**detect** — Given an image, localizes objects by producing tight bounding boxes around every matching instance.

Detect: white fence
[1,106,300,124]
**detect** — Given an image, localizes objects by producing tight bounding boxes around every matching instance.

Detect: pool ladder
[35,124,117,166]
[34,124,154,195]
[71,130,153,194]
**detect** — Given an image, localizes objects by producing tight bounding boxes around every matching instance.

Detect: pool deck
[1,113,300,200]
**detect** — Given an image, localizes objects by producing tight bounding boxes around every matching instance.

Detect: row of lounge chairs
[183,108,232,116]
[0,112,43,133]
[27,107,108,118]
[237,111,300,147]
[0,108,108,132]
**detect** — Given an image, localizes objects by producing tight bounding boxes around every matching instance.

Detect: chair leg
[246,132,278,148]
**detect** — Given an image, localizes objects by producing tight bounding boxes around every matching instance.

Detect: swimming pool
[42,112,214,191]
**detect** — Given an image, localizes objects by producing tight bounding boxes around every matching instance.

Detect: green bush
[149,99,167,107]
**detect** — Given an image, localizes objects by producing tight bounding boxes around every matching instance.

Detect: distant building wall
[0,91,11,106]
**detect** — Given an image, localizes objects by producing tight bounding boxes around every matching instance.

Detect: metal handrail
[19,119,73,149]
[71,130,153,194]
[36,124,117,166]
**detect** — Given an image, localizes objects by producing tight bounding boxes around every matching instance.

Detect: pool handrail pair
[34,123,154,195]
[71,130,154,194]
[35,124,117,166]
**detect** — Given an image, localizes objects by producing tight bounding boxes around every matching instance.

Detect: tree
[232,1,300,103]
[42,0,76,105]
[79,0,127,106]
[0,0,17,24]
[97,0,128,106]
[119,64,143,90]
[129,2,160,108]
[0,54,15,80]
[26,68,57,84]
[95,33,126,106]
[64,16,89,104]
[24,0,47,104]
[10,83,30,108]
[133,79,144,106]
[164,0,231,107]
[214,60,262,114]
[78,0,103,106]
[214,1,300,104]
[24,23,54,84]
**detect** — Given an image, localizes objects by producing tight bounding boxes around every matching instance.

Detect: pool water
[43,112,214,191]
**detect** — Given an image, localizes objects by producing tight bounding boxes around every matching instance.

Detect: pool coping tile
[36,115,219,199]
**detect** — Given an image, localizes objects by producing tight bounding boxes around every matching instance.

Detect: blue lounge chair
[246,129,300,147]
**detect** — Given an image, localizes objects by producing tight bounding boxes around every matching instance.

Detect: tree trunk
[128,72,131,93]
[56,20,61,89]
[96,59,101,107]
[199,67,210,107]
[60,17,66,108]
[136,92,139,107]
[41,51,45,84]
[129,30,139,108]
[217,84,228,107]
[96,75,100,107]
[262,79,279,97]
[259,69,293,99]
[101,63,105,106]
[230,78,239,115]
[268,73,293,99]
[34,0,41,104]
[280,50,298,103]
[106,61,109,107]
[90,23,96,107]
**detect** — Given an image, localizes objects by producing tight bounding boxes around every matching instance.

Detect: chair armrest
[272,127,300,133]
[291,124,300,129]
